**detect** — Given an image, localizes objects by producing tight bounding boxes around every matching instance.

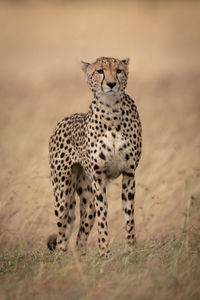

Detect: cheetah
[47,57,142,257]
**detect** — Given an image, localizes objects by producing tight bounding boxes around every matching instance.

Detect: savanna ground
[0,1,200,299]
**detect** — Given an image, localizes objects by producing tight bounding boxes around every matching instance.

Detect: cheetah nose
[107,82,116,89]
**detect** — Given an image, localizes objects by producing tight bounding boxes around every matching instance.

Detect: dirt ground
[0,0,200,251]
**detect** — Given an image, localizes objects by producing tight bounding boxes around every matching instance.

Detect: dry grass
[0,1,200,299]
[1,222,200,299]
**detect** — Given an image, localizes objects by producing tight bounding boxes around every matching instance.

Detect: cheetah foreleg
[122,172,136,247]
[92,180,111,258]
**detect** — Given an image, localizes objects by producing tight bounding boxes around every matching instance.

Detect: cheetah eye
[97,69,104,74]
[117,69,122,74]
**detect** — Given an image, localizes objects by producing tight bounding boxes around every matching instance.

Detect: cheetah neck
[98,93,121,106]
[97,93,123,111]
[88,93,125,128]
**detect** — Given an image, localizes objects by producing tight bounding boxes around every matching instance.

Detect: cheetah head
[81,57,129,98]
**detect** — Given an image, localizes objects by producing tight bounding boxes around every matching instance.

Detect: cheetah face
[81,57,129,98]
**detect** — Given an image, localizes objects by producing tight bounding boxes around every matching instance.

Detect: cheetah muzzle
[48,57,142,257]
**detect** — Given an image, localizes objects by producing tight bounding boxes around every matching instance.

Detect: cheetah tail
[47,234,57,251]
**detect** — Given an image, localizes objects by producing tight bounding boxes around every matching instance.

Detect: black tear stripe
[101,71,105,92]
[116,69,125,85]
[116,73,120,86]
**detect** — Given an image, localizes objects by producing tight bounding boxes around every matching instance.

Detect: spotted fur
[48,57,142,257]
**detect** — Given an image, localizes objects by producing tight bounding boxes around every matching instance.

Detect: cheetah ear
[80,61,90,73]
[121,58,130,65]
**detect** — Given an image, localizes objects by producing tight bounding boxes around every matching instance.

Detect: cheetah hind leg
[122,172,136,249]
[76,172,95,255]
[47,169,77,252]
[47,193,76,252]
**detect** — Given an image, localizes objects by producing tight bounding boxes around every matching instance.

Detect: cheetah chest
[96,131,128,179]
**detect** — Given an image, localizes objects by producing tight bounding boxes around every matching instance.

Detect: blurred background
[0,0,200,249]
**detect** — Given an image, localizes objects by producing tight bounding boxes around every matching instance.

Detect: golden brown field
[0,1,200,299]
